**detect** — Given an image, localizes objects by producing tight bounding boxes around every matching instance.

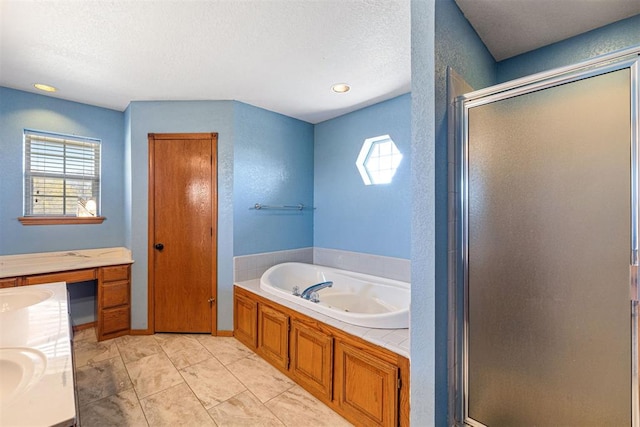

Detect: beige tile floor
[73,328,352,427]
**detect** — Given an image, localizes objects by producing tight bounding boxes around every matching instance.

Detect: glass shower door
[462,62,637,426]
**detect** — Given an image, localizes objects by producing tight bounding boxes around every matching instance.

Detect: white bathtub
[260,262,410,329]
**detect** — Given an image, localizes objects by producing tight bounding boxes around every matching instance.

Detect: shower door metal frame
[454,47,640,427]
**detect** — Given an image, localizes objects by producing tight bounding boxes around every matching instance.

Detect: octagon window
[356,134,402,185]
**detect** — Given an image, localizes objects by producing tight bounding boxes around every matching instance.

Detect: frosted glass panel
[467,69,631,426]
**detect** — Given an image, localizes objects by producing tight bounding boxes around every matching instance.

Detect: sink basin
[0,288,54,313]
[0,348,47,403]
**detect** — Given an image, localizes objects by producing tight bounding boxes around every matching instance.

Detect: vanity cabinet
[234,292,258,348]
[97,265,131,341]
[6,265,131,341]
[257,304,289,370]
[233,285,409,426]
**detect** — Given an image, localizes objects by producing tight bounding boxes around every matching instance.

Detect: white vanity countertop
[0,247,134,278]
[235,279,410,359]
[0,282,76,427]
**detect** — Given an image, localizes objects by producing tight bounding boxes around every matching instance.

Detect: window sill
[18,216,106,226]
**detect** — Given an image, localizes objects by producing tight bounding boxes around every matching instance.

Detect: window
[19,130,104,225]
[356,134,403,185]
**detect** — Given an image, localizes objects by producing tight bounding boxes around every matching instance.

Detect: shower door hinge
[631,264,639,302]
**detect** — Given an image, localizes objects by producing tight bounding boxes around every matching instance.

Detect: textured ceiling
[1,1,638,123]
[455,0,640,61]
[0,0,410,123]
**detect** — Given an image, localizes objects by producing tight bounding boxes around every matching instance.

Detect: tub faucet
[300,281,333,300]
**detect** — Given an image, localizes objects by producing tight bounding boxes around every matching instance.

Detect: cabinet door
[291,320,333,400]
[335,340,398,427]
[234,292,258,348]
[257,304,289,371]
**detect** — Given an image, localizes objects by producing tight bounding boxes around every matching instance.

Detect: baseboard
[129,329,232,336]
[72,321,97,332]
[130,328,154,335]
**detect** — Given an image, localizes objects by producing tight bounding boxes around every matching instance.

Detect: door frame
[452,47,640,426]
[147,132,219,335]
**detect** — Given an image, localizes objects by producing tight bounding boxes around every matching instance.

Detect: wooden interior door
[149,133,217,333]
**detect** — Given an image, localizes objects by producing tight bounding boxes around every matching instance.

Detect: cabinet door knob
[154,243,164,251]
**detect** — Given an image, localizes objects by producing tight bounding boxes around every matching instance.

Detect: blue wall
[0,87,126,255]
[410,0,436,423]
[410,0,497,424]
[233,102,314,255]
[433,0,497,425]
[125,100,235,331]
[498,14,640,83]
[314,94,411,259]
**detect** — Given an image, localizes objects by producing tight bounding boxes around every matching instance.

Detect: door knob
[154,243,164,251]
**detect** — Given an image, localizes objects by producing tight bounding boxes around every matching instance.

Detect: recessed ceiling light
[332,83,350,93]
[34,83,57,92]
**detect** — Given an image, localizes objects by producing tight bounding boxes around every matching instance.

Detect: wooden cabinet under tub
[233,285,410,427]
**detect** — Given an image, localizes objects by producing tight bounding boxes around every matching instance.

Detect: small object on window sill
[18,216,106,226]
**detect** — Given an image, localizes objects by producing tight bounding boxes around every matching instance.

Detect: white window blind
[24,130,101,217]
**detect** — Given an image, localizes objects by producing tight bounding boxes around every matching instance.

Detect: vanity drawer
[0,277,19,288]
[102,265,130,282]
[101,305,130,334]
[24,268,96,285]
[101,280,129,308]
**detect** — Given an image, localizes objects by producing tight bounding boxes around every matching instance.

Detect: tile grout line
[217,361,291,426]
[156,333,221,426]
[114,336,152,427]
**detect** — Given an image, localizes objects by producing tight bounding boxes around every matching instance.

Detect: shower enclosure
[454,48,640,426]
